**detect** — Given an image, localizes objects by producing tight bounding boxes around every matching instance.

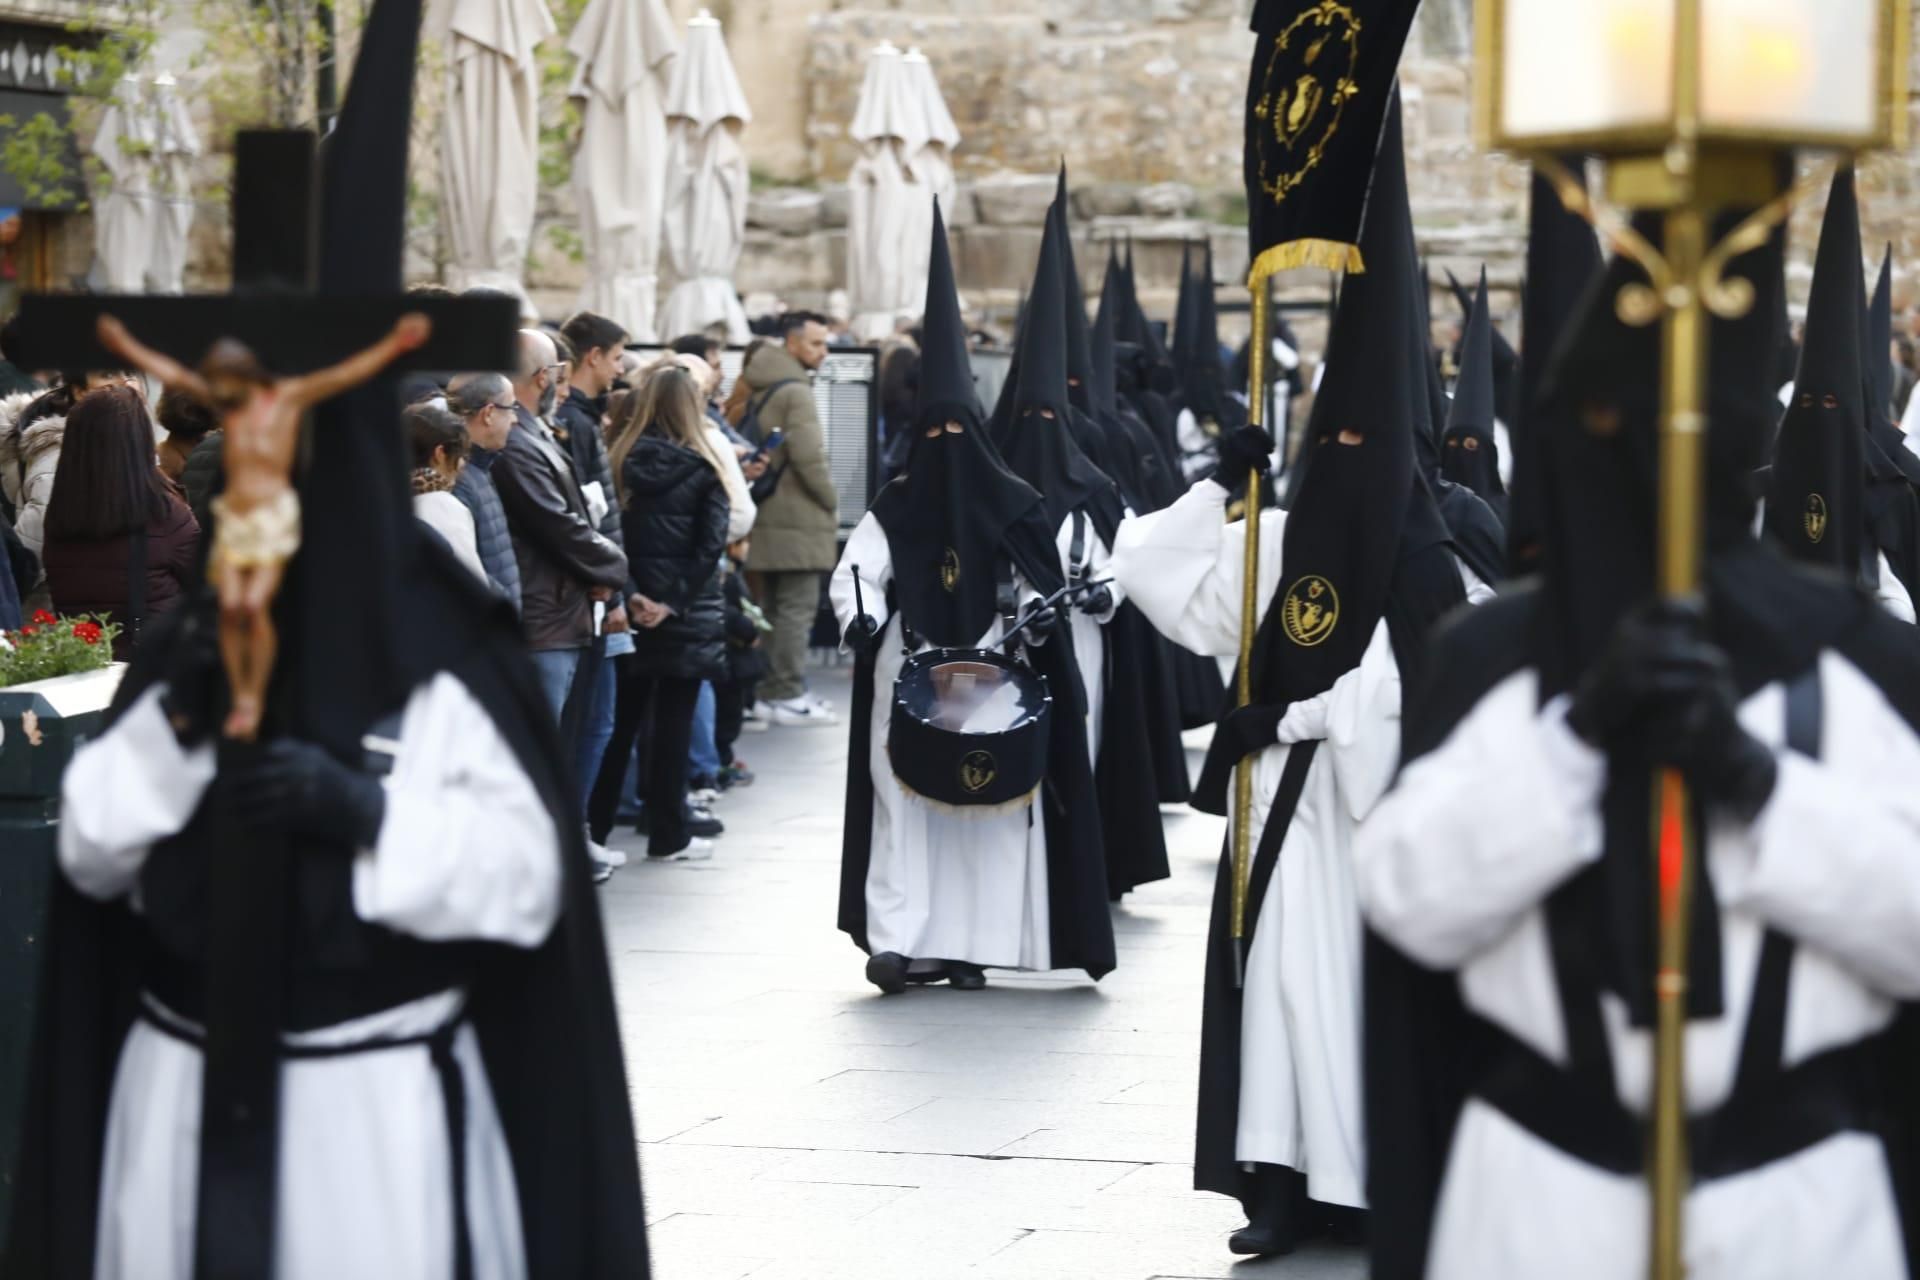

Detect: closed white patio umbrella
[846,42,961,340]
[435,0,553,308]
[89,74,156,293]
[567,0,678,339]
[658,9,751,343]
[146,73,200,294]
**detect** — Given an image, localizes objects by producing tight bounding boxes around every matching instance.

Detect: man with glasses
[447,371,523,612]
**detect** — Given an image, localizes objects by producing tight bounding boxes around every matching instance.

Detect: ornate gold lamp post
[1472,2,1909,1276]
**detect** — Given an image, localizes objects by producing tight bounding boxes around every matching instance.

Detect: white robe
[1112,477,1491,1209]
[832,512,1053,970]
[61,673,564,1280]
[1054,509,1124,762]
[1354,654,1920,1279]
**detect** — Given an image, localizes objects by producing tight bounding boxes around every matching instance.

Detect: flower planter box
[0,662,125,1241]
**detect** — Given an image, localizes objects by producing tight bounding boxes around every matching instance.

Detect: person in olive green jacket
[739,312,841,725]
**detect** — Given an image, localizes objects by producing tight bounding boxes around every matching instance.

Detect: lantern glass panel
[1499,0,1676,141]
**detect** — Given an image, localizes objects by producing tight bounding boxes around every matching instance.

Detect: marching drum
[889,647,1052,808]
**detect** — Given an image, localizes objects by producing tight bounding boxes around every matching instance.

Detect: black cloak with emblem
[2,1,650,1275]
[1440,268,1509,524]
[837,200,1117,978]
[1766,168,1878,589]
[1364,193,1920,1280]
[1191,86,1468,1223]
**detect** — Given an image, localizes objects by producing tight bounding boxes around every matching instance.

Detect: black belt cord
[143,1004,475,1280]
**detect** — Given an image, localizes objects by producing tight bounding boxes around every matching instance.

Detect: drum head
[900,655,1047,734]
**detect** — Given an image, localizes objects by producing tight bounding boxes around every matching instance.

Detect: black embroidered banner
[1243,0,1419,283]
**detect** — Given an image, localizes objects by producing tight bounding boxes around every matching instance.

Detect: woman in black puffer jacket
[589,365,732,858]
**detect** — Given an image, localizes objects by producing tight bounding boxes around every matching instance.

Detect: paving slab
[605,664,1366,1279]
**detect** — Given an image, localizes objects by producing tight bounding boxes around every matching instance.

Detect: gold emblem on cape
[1281,574,1340,648]
[1805,493,1829,544]
[1252,0,1362,208]
[960,749,997,794]
[940,548,961,593]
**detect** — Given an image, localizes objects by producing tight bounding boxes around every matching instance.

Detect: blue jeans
[690,681,720,781]
[574,653,620,814]
[530,648,583,725]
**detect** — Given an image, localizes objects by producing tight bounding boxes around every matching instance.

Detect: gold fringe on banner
[1247,238,1366,287]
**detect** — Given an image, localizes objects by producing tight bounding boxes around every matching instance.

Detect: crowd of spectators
[0,298,858,882]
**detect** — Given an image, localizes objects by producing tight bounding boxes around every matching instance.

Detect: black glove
[845,614,881,649]
[1077,585,1114,617]
[1211,425,1276,488]
[229,739,387,849]
[1020,605,1060,640]
[158,597,225,748]
[1217,703,1285,763]
[1568,598,1778,821]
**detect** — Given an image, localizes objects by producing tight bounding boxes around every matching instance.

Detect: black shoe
[1227,1164,1303,1257]
[1226,1225,1294,1257]
[865,951,909,995]
[946,962,987,991]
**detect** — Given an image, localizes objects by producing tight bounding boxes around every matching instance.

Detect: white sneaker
[771,696,839,727]
[659,838,715,862]
[748,700,774,721]
[804,691,835,711]
[587,838,628,869]
[740,715,771,734]
[689,787,720,808]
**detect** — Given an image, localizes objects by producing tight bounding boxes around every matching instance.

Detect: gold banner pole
[1230,272,1270,987]
[1650,201,1707,1280]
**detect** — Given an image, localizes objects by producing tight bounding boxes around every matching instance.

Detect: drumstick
[851,564,867,626]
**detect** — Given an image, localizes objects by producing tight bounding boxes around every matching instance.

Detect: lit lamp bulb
[1702,0,1880,136]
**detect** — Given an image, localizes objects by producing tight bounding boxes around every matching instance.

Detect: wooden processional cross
[9,58,518,1280]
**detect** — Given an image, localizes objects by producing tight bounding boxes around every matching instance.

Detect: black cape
[3,538,650,1280]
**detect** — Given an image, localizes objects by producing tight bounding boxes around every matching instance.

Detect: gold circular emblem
[1252,1,1363,210]
[1804,493,1828,545]
[959,749,997,794]
[940,548,961,593]
[1281,574,1340,648]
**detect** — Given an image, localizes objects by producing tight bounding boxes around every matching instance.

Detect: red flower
[31,609,54,625]
[72,621,102,645]
[18,625,34,637]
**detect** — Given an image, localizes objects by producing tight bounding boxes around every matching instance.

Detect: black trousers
[589,665,701,855]
[713,678,747,766]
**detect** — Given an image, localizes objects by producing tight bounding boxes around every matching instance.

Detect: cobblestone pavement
[601,662,1367,1280]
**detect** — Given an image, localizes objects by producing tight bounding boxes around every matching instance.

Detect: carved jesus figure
[98,313,433,741]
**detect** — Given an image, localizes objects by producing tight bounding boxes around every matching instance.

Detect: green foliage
[0,611,121,688]
[0,112,81,207]
[546,222,583,264]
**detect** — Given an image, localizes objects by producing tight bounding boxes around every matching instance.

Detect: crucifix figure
[96,313,432,740]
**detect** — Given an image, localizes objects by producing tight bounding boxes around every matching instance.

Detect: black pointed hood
[1869,245,1896,427]
[995,210,1116,532]
[1088,268,1119,418]
[1254,86,1453,707]
[1440,268,1505,507]
[1050,167,1097,416]
[1178,242,1237,428]
[1766,167,1868,577]
[870,199,1050,646]
[1509,160,1604,570]
[1449,266,1518,424]
[913,198,981,431]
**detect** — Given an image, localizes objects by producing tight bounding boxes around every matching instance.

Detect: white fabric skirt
[91,989,528,1280]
